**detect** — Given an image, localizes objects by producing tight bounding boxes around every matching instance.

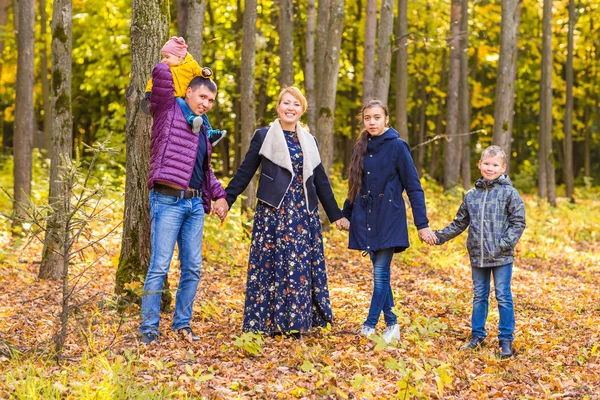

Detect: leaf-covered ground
[0,186,599,399]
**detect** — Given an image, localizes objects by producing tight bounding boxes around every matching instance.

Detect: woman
[224,87,349,336]
[343,100,436,343]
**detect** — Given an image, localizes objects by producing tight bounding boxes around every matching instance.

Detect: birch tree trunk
[395,0,408,141]
[373,0,394,104]
[562,0,574,201]
[38,0,73,280]
[240,0,257,210]
[115,0,169,302]
[278,0,294,87]
[491,0,522,172]
[459,0,471,189]
[305,0,316,133]
[443,0,462,190]
[12,0,35,228]
[186,0,206,64]
[362,0,376,104]
[538,0,556,205]
[315,0,344,174]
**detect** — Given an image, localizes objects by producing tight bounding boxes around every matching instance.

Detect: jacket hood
[475,174,513,188]
[367,127,400,152]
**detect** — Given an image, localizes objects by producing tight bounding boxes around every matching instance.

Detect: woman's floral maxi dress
[242,130,333,334]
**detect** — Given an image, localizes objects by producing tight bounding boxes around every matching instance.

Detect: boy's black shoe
[208,129,227,146]
[459,336,485,350]
[140,332,159,345]
[177,327,201,343]
[192,117,203,134]
[498,340,514,358]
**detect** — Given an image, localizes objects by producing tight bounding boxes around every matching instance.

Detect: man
[140,62,228,345]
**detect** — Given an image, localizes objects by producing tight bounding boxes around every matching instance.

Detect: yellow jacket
[145,52,201,97]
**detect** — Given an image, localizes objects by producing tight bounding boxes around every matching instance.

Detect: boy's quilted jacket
[435,175,526,268]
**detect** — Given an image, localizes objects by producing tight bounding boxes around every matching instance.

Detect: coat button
[368,228,371,231]
[370,155,373,157]
[367,171,370,174]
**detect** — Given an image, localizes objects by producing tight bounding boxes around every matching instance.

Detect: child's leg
[201,114,212,131]
[364,248,396,329]
[175,97,195,125]
[471,267,492,339]
[492,263,515,341]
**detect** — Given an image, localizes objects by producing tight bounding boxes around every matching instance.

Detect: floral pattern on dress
[242,130,333,334]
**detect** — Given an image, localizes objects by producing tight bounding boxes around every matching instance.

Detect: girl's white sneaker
[361,326,376,337]
[383,324,400,343]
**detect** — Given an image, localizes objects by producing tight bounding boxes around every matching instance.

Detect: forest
[0,0,599,398]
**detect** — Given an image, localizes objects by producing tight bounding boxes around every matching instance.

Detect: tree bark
[315,0,344,174]
[562,0,574,201]
[115,0,169,303]
[538,0,556,205]
[395,0,408,141]
[443,0,461,190]
[38,0,73,280]
[429,48,447,181]
[0,0,8,81]
[491,0,521,172]
[373,0,394,104]
[278,0,294,87]
[39,0,51,153]
[187,0,206,64]
[305,0,316,133]
[240,0,257,209]
[459,0,471,189]
[177,0,189,38]
[12,0,35,228]
[362,0,376,104]
[314,0,330,104]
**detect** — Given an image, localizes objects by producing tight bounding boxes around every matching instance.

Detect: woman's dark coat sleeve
[225,130,264,208]
[313,163,343,223]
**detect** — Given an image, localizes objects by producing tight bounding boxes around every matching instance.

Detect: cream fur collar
[259,118,322,184]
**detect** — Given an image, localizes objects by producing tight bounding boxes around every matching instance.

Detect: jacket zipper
[480,187,489,268]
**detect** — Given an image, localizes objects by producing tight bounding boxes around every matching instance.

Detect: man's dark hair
[188,76,217,93]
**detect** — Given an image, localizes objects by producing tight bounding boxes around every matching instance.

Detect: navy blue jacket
[226,125,344,223]
[343,128,429,253]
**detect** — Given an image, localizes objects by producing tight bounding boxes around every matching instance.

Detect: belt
[153,183,201,199]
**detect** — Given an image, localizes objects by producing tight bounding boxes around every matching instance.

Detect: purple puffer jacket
[147,62,225,214]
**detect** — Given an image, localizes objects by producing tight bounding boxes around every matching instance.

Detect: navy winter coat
[342,128,429,254]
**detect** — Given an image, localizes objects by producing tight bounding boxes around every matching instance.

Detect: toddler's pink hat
[161,36,187,58]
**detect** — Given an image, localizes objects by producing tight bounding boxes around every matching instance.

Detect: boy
[434,145,526,358]
[144,36,226,146]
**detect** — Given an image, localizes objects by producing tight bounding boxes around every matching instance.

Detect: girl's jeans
[364,248,398,329]
[471,263,515,341]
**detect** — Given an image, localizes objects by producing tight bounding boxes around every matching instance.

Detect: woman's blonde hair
[277,86,308,113]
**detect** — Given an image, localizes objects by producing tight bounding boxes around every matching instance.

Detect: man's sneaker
[177,327,200,343]
[459,336,485,350]
[360,325,376,338]
[140,332,159,345]
[192,117,203,134]
[382,324,400,343]
[209,129,227,146]
[498,340,514,359]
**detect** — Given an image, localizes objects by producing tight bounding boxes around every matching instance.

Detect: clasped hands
[335,217,350,231]
[214,198,228,223]
[418,227,437,245]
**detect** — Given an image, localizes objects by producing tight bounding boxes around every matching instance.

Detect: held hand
[418,227,437,246]
[214,198,229,222]
[335,217,350,231]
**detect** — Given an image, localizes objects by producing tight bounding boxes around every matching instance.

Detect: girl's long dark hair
[347,100,389,203]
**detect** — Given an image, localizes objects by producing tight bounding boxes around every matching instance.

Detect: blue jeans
[175,97,211,129]
[139,190,205,335]
[471,263,515,341]
[364,248,398,328]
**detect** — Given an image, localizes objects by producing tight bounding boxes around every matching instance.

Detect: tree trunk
[315,0,344,174]
[38,0,73,280]
[305,0,316,133]
[459,0,471,189]
[187,0,206,64]
[395,0,408,141]
[0,0,8,81]
[12,0,35,228]
[562,0,574,201]
[240,0,257,210]
[429,48,447,181]
[362,0,376,104]
[373,0,394,104]
[443,0,461,190]
[416,87,426,175]
[314,0,329,105]
[491,0,521,172]
[177,0,189,38]
[39,0,51,153]
[115,0,169,303]
[538,0,556,205]
[278,0,294,87]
